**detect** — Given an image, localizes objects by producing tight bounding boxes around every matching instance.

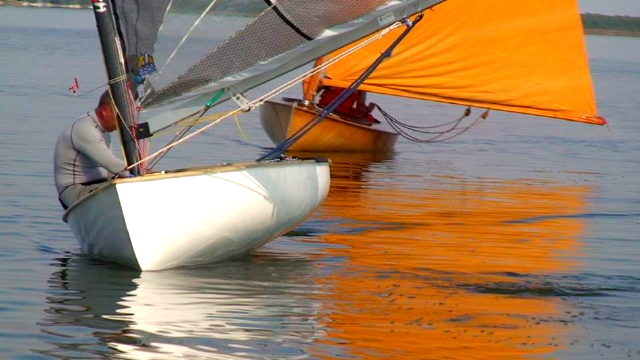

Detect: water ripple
[505,212,640,224]
[460,272,640,297]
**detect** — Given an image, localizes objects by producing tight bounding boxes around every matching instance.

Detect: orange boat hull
[260,100,398,153]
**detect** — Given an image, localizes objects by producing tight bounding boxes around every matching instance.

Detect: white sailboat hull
[63,159,330,271]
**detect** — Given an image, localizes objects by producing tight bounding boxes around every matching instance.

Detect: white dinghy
[62,0,441,270]
[64,160,329,271]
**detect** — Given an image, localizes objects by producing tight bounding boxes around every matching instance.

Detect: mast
[91,0,140,175]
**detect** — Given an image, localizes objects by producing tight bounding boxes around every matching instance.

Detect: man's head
[95,90,119,132]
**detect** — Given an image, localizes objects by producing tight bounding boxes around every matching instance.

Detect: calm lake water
[1,6,639,360]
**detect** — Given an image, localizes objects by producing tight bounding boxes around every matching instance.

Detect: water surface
[1,6,639,359]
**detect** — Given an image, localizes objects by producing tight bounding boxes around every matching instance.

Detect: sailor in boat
[317,86,380,125]
[54,91,131,210]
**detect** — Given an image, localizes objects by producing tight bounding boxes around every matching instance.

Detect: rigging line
[258,14,425,161]
[263,0,313,41]
[149,104,212,169]
[427,111,489,143]
[383,105,472,131]
[151,111,231,137]
[381,107,489,143]
[233,112,248,139]
[146,89,224,139]
[107,75,128,85]
[391,117,463,136]
[140,0,220,103]
[110,0,128,58]
[75,83,107,97]
[380,106,466,142]
[158,0,175,34]
[147,95,225,169]
[72,74,127,97]
[106,88,146,169]
[162,0,219,72]
[148,108,203,135]
[389,117,464,134]
[379,105,469,135]
[148,107,208,169]
[125,21,404,170]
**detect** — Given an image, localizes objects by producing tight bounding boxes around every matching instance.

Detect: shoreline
[2,2,640,38]
[584,29,640,38]
[0,2,258,15]
[0,1,87,9]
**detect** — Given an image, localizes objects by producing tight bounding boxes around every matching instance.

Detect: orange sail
[319,0,606,125]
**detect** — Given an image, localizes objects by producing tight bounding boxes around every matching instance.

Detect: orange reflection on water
[310,158,590,359]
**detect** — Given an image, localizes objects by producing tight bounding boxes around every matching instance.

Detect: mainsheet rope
[377,105,490,143]
[125,20,406,171]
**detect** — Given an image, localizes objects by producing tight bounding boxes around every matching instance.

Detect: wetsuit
[54,112,128,209]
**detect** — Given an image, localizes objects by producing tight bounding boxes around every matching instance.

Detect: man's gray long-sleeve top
[54,112,127,195]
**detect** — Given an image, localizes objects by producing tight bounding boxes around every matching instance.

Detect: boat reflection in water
[309,152,591,359]
[38,255,324,359]
[37,152,591,359]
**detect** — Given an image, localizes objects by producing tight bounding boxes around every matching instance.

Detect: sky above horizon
[580,0,640,16]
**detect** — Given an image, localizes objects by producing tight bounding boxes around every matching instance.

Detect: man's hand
[117,170,133,178]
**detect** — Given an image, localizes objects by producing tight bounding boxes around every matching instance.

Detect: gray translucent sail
[142,0,389,107]
[113,0,171,79]
[112,0,266,89]
[130,0,444,133]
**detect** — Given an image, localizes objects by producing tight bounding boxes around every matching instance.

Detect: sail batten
[318,0,606,125]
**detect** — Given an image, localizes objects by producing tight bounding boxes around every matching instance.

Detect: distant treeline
[3,0,266,15]
[164,0,266,15]
[4,0,640,37]
[582,13,640,36]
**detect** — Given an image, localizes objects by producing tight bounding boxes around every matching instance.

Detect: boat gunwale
[62,157,329,222]
[269,99,399,136]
